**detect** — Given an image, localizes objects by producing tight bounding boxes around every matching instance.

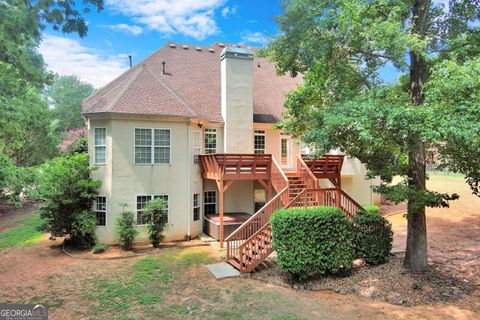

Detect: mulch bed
[251,253,479,308]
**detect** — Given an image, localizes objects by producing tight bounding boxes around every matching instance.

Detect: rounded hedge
[362,205,380,215]
[353,211,393,265]
[271,206,355,280]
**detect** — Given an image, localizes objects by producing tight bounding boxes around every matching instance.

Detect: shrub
[70,210,97,249]
[35,154,101,249]
[271,206,355,280]
[353,211,393,265]
[143,198,168,247]
[362,205,380,215]
[92,244,107,254]
[116,211,138,250]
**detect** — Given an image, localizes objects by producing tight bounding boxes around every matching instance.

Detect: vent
[182,45,189,50]
[195,47,202,51]
[218,43,225,48]
[208,48,215,53]
[169,43,176,48]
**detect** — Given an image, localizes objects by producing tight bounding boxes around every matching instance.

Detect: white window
[193,131,201,164]
[94,196,107,226]
[254,130,265,154]
[136,194,169,225]
[134,128,170,164]
[204,191,216,215]
[204,128,217,154]
[94,128,107,164]
[193,193,200,221]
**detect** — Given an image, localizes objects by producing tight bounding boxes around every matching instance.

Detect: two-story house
[83,42,380,272]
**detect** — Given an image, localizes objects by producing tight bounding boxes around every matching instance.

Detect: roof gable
[83,43,302,123]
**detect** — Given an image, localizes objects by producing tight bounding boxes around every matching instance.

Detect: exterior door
[280,136,293,169]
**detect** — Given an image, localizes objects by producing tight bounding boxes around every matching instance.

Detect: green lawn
[0,214,44,249]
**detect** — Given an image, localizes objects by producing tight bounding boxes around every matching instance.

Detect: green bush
[35,154,101,249]
[362,205,380,215]
[92,244,107,254]
[70,210,97,249]
[143,198,168,247]
[353,211,393,265]
[116,211,139,250]
[271,206,355,280]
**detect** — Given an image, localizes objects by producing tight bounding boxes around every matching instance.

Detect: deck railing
[200,154,272,181]
[287,188,365,218]
[297,154,318,189]
[225,157,289,271]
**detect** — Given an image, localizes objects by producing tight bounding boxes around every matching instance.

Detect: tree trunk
[405,0,430,272]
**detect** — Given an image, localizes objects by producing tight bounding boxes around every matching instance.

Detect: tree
[266,0,480,271]
[35,154,101,249]
[0,1,103,165]
[143,199,168,247]
[45,75,95,132]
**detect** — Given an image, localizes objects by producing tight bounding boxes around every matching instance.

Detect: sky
[38,0,287,88]
[37,0,405,88]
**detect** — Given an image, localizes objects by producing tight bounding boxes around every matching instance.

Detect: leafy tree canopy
[266,0,480,271]
[45,75,95,132]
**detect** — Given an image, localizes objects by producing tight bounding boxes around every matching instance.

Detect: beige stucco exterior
[85,47,380,245]
[221,52,254,153]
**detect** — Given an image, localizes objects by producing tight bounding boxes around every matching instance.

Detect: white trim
[254,129,266,154]
[93,127,107,165]
[204,127,217,154]
[133,127,171,165]
[135,194,170,226]
[193,130,201,164]
[94,195,107,227]
[203,190,217,215]
[280,135,294,169]
[193,193,201,221]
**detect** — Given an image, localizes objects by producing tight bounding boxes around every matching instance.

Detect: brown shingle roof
[83,43,302,123]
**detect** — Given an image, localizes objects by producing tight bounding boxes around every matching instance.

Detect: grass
[83,248,215,319]
[0,214,44,249]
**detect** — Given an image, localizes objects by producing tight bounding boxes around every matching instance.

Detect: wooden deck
[199,154,271,181]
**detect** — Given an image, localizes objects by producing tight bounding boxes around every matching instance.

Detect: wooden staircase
[287,175,306,201]
[225,154,365,273]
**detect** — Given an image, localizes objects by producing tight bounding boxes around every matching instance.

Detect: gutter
[186,121,191,241]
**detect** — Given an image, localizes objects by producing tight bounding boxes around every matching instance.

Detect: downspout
[186,121,191,241]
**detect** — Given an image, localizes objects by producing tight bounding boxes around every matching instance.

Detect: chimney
[220,47,254,153]
[128,55,132,68]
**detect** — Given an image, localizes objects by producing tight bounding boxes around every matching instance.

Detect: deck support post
[217,179,225,248]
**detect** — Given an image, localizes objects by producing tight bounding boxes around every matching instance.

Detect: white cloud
[221,5,236,18]
[39,34,128,88]
[106,0,226,40]
[241,31,268,45]
[107,23,143,36]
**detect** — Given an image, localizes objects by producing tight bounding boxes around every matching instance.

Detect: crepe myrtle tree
[265,0,480,271]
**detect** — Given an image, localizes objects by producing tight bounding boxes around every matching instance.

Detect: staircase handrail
[297,154,318,189]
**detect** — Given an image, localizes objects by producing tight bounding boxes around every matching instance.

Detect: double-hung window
[193,193,200,221]
[193,131,201,164]
[94,196,107,226]
[204,128,217,154]
[134,128,170,164]
[136,195,169,225]
[94,128,107,164]
[254,130,266,154]
[204,191,216,215]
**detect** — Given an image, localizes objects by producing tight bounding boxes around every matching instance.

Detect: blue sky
[38,0,402,88]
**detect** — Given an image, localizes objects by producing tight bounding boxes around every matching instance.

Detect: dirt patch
[62,240,209,259]
[251,254,479,310]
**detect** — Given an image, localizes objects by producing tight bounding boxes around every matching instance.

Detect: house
[82,42,380,272]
